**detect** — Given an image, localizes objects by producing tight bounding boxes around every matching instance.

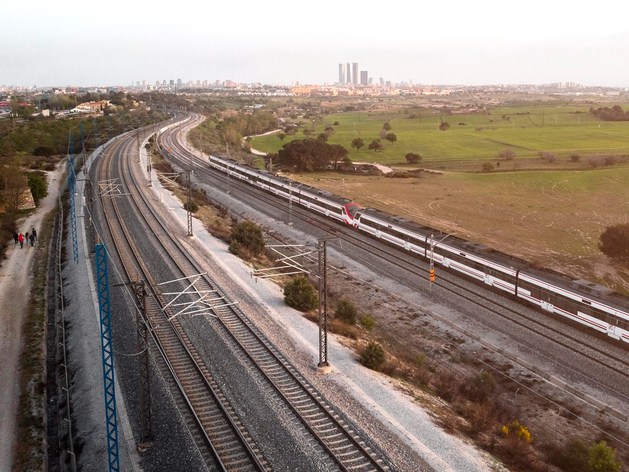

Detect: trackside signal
[430,270,435,282]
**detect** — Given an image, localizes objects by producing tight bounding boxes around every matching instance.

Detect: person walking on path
[13,233,18,245]
[18,233,24,249]
[29,232,35,247]
[24,232,30,247]
[31,228,37,242]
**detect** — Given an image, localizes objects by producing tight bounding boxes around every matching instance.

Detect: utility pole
[317,237,336,373]
[186,170,193,237]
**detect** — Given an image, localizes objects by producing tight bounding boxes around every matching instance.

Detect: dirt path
[0,165,64,471]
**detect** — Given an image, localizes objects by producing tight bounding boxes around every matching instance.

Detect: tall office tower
[379,77,384,86]
[352,63,359,85]
[339,63,346,84]
[346,62,351,85]
[360,71,368,86]
[169,79,174,86]
[177,78,182,88]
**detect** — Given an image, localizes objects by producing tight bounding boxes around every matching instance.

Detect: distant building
[352,63,358,85]
[360,71,368,86]
[346,62,351,85]
[338,63,346,85]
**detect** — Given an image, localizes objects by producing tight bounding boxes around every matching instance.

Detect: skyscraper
[346,62,351,85]
[352,63,359,85]
[339,63,346,84]
[360,71,368,86]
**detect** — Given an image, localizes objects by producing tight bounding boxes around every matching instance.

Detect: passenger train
[204,153,629,344]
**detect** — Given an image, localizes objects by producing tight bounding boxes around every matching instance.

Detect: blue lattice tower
[95,245,120,472]
[68,132,79,264]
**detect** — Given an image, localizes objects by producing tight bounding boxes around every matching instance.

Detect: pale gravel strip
[142,138,496,472]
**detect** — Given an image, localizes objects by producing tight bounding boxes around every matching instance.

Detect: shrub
[587,441,622,472]
[360,342,386,370]
[497,148,516,160]
[228,239,242,255]
[469,371,496,402]
[405,152,421,164]
[335,299,357,324]
[570,151,580,162]
[27,173,48,202]
[501,420,532,443]
[32,145,55,157]
[230,220,265,255]
[183,200,199,213]
[438,121,450,131]
[283,276,318,312]
[547,438,589,472]
[482,162,494,173]
[599,223,629,262]
[433,372,459,402]
[359,315,375,330]
[415,352,426,368]
[538,151,558,163]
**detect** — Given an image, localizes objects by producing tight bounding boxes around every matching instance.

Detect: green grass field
[252,104,629,171]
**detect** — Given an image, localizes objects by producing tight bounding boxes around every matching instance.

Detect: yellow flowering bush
[501,420,533,443]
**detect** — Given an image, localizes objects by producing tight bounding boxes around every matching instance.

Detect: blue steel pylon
[95,245,120,472]
[68,132,79,264]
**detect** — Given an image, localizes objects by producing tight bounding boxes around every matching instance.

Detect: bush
[482,162,494,173]
[405,152,421,164]
[32,145,55,157]
[228,239,242,255]
[27,173,48,202]
[469,371,496,402]
[547,438,589,472]
[283,276,318,312]
[183,200,199,213]
[497,148,516,160]
[230,220,265,255]
[360,315,375,330]
[335,299,357,324]
[360,342,386,370]
[587,441,622,472]
[599,223,629,262]
[570,151,581,162]
[538,151,558,163]
[438,121,450,131]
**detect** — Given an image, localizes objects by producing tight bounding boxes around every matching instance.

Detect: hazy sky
[2,1,629,87]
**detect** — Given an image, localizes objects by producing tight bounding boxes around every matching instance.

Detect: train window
[582,299,591,305]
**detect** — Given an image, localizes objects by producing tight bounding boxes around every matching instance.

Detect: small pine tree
[283,276,318,312]
[587,441,622,472]
[230,220,265,255]
[335,299,357,324]
[360,342,386,370]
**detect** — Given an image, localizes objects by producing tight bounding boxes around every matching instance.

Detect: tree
[351,138,365,153]
[439,121,450,131]
[482,162,494,173]
[368,139,382,152]
[27,173,48,202]
[570,151,580,162]
[497,148,516,160]
[277,138,348,172]
[324,125,335,136]
[283,276,318,311]
[599,223,629,262]
[278,132,286,141]
[230,220,265,255]
[385,133,397,145]
[379,129,389,139]
[405,153,421,164]
[0,158,28,213]
[335,299,357,324]
[360,342,386,370]
[316,133,328,142]
[587,441,622,472]
[382,122,392,131]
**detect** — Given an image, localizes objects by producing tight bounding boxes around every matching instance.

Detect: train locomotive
[204,153,629,344]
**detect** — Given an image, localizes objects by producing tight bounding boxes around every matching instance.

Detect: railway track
[159,116,629,405]
[98,133,269,472]
[98,120,393,471]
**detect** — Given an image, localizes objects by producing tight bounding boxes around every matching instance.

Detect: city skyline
[2,1,629,88]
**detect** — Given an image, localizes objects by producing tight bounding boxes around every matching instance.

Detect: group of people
[13,228,37,249]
